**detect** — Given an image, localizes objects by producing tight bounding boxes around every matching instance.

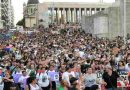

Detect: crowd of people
[0,24,130,90]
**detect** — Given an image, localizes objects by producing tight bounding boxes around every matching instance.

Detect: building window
[31,8,33,14]
[31,8,32,14]
[28,9,30,15]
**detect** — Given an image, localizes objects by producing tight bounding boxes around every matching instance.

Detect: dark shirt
[3,76,13,90]
[102,71,119,89]
[68,87,78,90]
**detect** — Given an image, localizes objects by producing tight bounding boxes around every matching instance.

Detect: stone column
[68,8,71,22]
[71,9,73,22]
[63,8,66,23]
[61,9,63,24]
[84,8,87,16]
[66,9,68,22]
[79,8,81,23]
[89,8,92,16]
[81,9,83,16]
[57,8,59,24]
[50,8,53,23]
[74,8,76,23]
[95,8,97,14]
[99,8,101,11]
[56,8,58,24]
[76,9,78,23]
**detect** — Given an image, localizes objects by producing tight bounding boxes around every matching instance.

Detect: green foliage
[16,18,25,28]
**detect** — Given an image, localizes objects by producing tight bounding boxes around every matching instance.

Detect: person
[125,63,130,72]
[117,61,125,72]
[18,71,29,90]
[26,64,36,77]
[12,66,22,90]
[26,77,40,90]
[2,71,14,90]
[57,80,68,90]
[83,67,98,90]
[62,67,75,87]
[48,65,57,90]
[68,77,80,90]
[36,67,50,90]
[128,71,130,85]
[102,65,119,90]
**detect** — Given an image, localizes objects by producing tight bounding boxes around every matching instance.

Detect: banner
[96,71,129,87]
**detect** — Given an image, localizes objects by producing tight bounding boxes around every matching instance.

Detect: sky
[12,0,115,25]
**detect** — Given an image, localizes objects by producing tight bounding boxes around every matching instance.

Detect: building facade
[24,0,39,28]
[82,0,130,39]
[0,0,14,29]
[8,0,14,29]
[0,0,3,29]
[24,0,112,28]
[120,0,130,39]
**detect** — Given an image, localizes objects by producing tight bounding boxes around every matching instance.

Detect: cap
[70,77,78,84]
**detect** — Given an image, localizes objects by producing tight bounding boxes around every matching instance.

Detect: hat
[70,77,78,84]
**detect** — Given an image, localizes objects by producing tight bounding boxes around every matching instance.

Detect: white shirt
[18,75,29,88]
[30,84,40,90]
[62,72,70,86]
[84,73,97,87]
[62,71,75,86]
[36,72,50,87]
[70,71,76,77]
[26,69,31,75]
[79,51,85,58]
[125,63,130,71]
[15,54,22,60]
[115,56,121,64]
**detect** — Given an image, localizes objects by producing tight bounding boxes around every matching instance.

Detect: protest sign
[48,72,59,81]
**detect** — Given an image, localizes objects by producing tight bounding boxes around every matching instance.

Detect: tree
[16,18,25,28]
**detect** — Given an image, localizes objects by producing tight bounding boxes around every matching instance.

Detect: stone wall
[118,0,130,38]
[81,1,124,39]
[106,6,121,39]
[81,15,94,34]
[81,0,130,39]
[81,12,109,38]
[126,0,130,34]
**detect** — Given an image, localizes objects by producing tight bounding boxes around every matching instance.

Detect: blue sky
[12,0,115,25]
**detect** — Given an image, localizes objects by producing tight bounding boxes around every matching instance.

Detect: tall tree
[16,18,25,28]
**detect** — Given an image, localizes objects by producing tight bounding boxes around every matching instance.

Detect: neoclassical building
[23,0,39,28]
[24,0,113,28]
